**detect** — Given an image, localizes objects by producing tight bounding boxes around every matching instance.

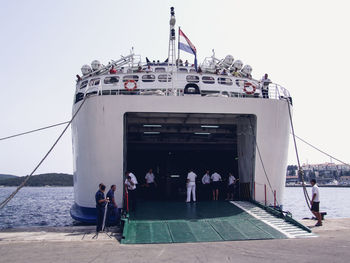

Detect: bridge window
[186,75,200,83]
[202,76,215,84]
[80,80,88,89]
[178,68,188,72]
[104,76,119,84]
[155,67,166,72]
[142,74,156,82]
[123,75,139,82]
[189,69,197,72]
[89,78,100,86]
[218,77,233,86]
[158,74,172,82]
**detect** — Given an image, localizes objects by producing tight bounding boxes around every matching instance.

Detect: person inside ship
[260,73,271,98]
[125,171,138,211]
[145,169,157,199]
[226,173,237,201]
[201,170,211,200]
[197,66,202,74]
[211,172,222,201]
[109,65,117,74]
[221,69,228,75]
[137,66,143,72]
[186,169,197,203]
[95,183,109,232]
[106,184,119,226]
[185,60,189,67]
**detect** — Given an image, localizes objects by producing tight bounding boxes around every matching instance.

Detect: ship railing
[76,73,292,104]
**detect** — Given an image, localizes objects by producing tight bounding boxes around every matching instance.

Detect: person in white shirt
[186,169,197,202]
[124,171,138,211]
[145,168,156,199]
[260,73,271,99]
[211,172,222,201]
[201,170,211,200]
[310,179,322,226]
[226,173,237,201]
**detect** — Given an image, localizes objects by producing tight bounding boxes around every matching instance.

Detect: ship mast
[167,7,176,95]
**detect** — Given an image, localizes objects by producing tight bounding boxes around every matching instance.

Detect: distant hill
[0,173,73,186]
[0,174,17,180]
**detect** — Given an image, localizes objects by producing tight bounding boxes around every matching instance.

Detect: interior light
[170,175,180,178]
[143,131,160,134]
[143,124,162,127]
[194,132,211,135]
[201,125,219,128]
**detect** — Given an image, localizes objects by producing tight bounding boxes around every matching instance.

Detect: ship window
[158,74,172,82]
[218,77,233,86]
[155,67,166,72]
[142,74,156,82]
[80,80,88,89]
[104,76,119,84]
[123,75,139,82]
[178,68,188,72]
[189,69,197,72]
[186,75,200,83]
[89,78,100,86]
[202,76,215,84]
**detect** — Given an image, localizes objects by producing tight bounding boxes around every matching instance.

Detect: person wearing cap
[95,183,109,232]
[186,169,197,203]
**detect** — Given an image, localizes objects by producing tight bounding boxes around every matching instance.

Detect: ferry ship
[70,7,292,223]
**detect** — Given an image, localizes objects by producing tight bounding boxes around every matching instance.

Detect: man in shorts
[310,179,322,226]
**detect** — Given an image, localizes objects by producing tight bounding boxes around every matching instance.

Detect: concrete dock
[1,218,350,263]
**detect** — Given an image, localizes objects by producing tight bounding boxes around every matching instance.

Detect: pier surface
[1,218,350,263]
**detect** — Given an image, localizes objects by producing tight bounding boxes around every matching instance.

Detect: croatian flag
[178,28,197,69]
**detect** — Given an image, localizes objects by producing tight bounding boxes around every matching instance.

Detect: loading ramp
[121,201,314,244]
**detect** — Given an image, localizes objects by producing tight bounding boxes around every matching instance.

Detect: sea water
[0,187,349,229]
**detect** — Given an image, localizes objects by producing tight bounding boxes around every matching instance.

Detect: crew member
[260,73,271,98]
[186,169,197,203]
[201,170,211,200]
[125,171,138,211]
[226,173,236,201]
[145,168,157,199]
[95,183,109,232]
[106,184,118,226]
[211,172,222,201]
[310,179,322,226]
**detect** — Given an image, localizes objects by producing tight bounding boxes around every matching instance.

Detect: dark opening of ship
[124,112,256,201]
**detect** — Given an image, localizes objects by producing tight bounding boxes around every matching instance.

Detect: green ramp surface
[122,201,286,244]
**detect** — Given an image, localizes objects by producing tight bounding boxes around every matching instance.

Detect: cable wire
[0,96,89,209]
[0,121,70,141]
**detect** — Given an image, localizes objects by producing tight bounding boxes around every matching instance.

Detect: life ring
[124,80,137,91]
[243,82,256,95]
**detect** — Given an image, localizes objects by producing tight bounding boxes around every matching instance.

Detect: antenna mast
[168,7,176,70]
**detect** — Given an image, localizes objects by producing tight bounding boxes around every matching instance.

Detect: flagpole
[177,26,180,68]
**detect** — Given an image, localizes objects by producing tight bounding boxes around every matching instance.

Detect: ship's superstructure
[70,8,292,223]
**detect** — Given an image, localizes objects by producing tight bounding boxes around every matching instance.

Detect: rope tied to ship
[0,94,91,210]
[285,98,312,210]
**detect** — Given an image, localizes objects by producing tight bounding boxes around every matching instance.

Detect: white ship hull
[70,94,291,222]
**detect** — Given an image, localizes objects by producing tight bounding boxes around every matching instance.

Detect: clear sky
[0,0,349,176]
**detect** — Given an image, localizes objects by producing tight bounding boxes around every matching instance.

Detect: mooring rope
[285,99,311,209]
[0,121,70,142]
[0,96,89,209]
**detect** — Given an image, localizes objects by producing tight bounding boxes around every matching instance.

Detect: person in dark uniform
[106,184,119,226]
[95,183,108,232]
